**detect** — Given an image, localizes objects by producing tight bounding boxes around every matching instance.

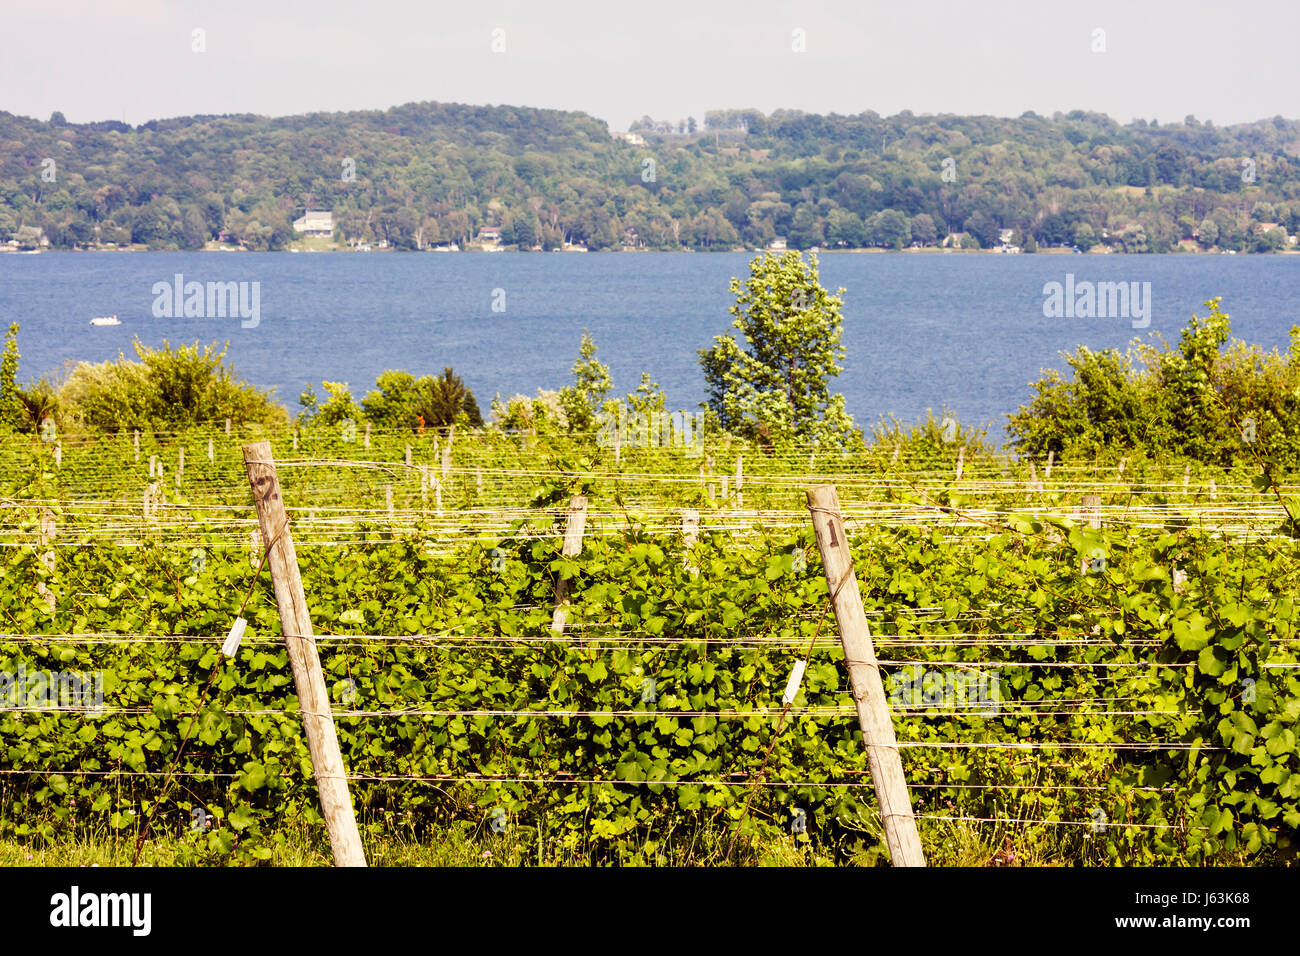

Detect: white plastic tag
[223,617,247,657]
[782,659,807,706]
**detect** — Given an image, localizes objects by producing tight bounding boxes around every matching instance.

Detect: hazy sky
[3,0,1296,129]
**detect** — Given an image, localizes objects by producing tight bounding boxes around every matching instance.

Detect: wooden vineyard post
[441,444,451,479]
[292,429,298,452]
[207,436,214,463]
[955,445,965,481]
[735,455,744,509]
[1045,449,1054,478]
[806,485,926,867]
[242,441,367,867]
[364,422,371,449]
[1080,493,1102,574]
[225,417,231,437]
[177,446,184,487]
[133,429,140,463]
[476,466,483,497]
[405,444,412,469]
[37,508,56,612]
[385,484,393,517]
[549,496,589,634]
[681,509,699,574]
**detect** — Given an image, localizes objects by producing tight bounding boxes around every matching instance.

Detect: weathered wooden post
[242,441,366,867]
[207,436,214,463]
[364,422,371,449]
[177,446,184,486]
[37,508,56,613]
[133,429,140,463]
[475,466,483,497]
[405,444,412,469]
[735,455,744,508]
[1045,449,1054,478]
[955,445,965,481]
[806,485,925,867]
[225,417,232,437]
[1080,492,1102,573]
[681,509,699,574]
[550,496,589,634]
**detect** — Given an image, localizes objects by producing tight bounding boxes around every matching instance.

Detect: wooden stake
[242,441,366,867]
[735,455,744,508]
[54,442,62,467]
[420,466,428,508]
[476,466,483,497]
[722,475,730,500]
[133,429,140,462]
[177,446,184,486]
[806,486,925,867]
[550,496,589,634]
[385,484,393,516]
[441,445,451,479]
[1080,492,1102,573]
[681,509,699,574]
[149,454,157,478]
[405,444,412,468]
[1117,457,1127,478]
[364,422,371,449]
[292,429,298,452]
[1081,494,1102,529]
[1183,464,1190,494]
[955,445,964,481]
[435,476,442,515]
[207,436,214,462]
[225,417,231,436]
[37,508,56,612]
[614,422,621,464]
[1045,449,1054,478]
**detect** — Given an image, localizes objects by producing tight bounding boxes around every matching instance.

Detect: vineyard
[1,421,1298,867]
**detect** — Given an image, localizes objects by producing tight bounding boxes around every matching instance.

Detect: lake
[1,251,1297,442]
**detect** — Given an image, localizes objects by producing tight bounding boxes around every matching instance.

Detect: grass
[0,814,1135,867]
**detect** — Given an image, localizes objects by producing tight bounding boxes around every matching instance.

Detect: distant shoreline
[4,245,1298,256]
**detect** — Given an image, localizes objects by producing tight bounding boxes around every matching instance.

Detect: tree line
[2,103,1298,253]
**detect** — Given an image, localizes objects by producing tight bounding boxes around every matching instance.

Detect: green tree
[699,251,857,446]
[0,323,23,429]
[557,331,612,434]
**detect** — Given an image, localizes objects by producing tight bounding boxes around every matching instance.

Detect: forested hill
[3,101,1299,253]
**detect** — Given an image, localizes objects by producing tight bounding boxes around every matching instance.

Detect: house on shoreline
[293,210,334,237]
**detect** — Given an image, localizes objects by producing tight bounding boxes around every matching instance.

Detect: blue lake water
[1,251,1297,441]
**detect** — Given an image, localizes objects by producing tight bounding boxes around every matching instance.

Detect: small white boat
[90,314,120,326]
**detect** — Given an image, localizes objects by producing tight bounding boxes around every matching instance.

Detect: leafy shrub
[1009,298,1300,467]
[58,340,285,432]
